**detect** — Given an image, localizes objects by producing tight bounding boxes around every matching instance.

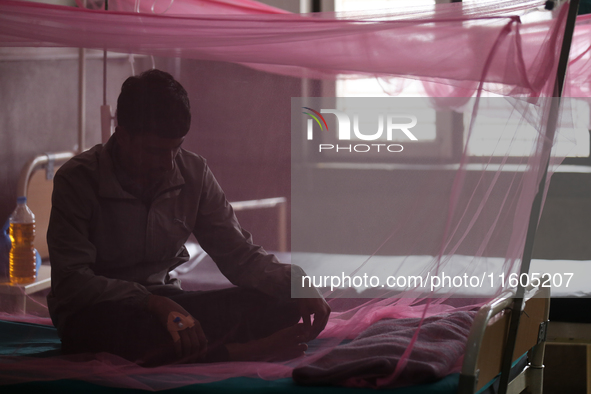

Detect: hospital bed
[0,152,553,393]
[0,266,550,394]
[0,152,568,394]
[0,152,580,394]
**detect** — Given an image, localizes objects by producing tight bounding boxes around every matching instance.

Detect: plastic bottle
[8,196,36,284]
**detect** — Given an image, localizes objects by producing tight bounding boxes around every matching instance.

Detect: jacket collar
[98,135,185,200]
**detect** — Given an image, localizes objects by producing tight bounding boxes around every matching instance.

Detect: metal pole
[77,0,87,153]
[78,48,86,153]
[497,2,579,394]
[100,0,113,144]
[103,0,108,107]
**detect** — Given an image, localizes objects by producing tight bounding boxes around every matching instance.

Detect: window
[329,0,591,165]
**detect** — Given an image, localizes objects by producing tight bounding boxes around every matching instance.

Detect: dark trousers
[61,287,300,365]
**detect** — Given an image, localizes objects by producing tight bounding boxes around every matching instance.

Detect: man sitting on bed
[46,69,330,365]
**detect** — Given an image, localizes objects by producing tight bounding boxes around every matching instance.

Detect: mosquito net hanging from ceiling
[0,0,588,390]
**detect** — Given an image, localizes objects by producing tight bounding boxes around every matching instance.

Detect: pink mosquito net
[0,0,589,390]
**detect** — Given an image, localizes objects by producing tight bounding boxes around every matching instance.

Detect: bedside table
[0,265,51,314]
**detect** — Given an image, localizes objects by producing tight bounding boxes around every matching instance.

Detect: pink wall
[0,56,297,253]
[1,55,591,259]
[179,59,298,251]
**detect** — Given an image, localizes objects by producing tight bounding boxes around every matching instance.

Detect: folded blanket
[293,311,476,388]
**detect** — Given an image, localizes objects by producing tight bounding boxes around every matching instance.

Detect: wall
[291,164,591,259]
[0,50,134,223]
[0,0,300,253]
[0,51,298,251]
[3,51,591,258]
[2,0,591,259]
[534,171,591,259]
[179,59,299,250]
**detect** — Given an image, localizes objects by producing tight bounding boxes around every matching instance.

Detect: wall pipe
[77,0,87,153]
[78,47,86,153]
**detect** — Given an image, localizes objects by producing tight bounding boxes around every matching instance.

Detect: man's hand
[147,294,207,361]
[297,297,331,342]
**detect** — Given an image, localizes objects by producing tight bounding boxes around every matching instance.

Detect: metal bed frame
[459,287,550,394]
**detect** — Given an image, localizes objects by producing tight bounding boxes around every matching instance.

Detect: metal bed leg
[587,344,591,394]
[527,343,546,394]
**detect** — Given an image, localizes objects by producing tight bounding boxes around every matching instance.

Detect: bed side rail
[16,152,75,198]
[230,197,287,252]
[17,152,75,260]
[458,286,550,394]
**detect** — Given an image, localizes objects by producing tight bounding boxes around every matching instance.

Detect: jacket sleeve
[192,164,302,299]
[47,170,151,333]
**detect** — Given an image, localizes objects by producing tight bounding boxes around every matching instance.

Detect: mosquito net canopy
[0,0,589,390]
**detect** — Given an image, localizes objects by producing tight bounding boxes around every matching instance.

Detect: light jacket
[47,136,293,336]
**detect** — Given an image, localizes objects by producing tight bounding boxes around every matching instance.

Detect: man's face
[116,127,185,186]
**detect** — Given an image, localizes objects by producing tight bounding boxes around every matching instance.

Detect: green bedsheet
[0,319,462,393]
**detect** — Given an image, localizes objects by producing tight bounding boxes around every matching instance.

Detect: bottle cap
[17,196,27,204]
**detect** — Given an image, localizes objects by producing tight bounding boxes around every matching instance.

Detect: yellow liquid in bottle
[9,222,36,285]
